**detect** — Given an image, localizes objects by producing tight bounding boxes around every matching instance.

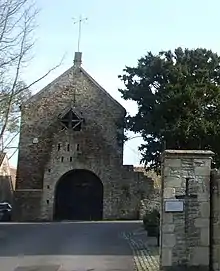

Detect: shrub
[143,209,160,237]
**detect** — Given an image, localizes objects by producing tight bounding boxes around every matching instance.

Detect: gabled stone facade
[14,52,153,221]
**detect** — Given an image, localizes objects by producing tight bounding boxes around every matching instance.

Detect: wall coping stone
[162,149,214,158]
[15,189,43,192]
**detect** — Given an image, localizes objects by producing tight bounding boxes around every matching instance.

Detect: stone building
[14,52,153,221]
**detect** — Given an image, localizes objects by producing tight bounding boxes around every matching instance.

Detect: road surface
[0,221,141,271]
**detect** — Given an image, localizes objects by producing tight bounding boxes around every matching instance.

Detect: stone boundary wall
[210,169,220,271]
[13,190,42,221]
[160,150,213,271]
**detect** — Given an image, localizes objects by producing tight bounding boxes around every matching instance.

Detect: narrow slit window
[67,144,70,151]
[70,157,72,162]
[58,144,61,151]
[61,156,64,162]
[76,144,80,151]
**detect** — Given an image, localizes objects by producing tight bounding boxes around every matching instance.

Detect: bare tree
[0,0,61,159]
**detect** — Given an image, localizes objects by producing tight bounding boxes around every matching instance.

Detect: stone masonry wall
[210,169,220,271]
[15,65,125,220]
[15,59,152,221]
[16,66,125,190]
[0,176,13,204]
[13,190,42,221]
[160,150,213,271]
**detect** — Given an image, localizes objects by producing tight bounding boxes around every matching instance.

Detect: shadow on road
[0,221,141,256]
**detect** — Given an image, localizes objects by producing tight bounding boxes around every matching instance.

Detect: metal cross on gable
[65,85,80,105]
[72,88,81,104]
[73,15,88,52]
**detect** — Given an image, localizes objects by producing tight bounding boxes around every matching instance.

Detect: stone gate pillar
[160,150,214,271]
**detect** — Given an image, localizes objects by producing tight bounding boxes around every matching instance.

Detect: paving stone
[123,231,159,271]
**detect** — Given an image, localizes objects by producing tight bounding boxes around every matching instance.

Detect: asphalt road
[0,221,141,271]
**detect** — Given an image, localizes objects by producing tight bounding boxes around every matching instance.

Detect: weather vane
[73,15,88,52]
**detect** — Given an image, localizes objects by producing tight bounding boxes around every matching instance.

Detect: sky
[9,0,220,167]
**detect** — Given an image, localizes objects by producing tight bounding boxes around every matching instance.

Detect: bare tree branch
[8,147,18,160]
[3,131,19,150]
[0,3,28,139]
[14,58,64,96]
[0,0,61,156]
[0,57,64,103]
[125,135,142,142]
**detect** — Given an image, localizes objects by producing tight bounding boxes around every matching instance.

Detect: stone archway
[53,169,103,221]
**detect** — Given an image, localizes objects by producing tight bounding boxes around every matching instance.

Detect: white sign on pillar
[164,199,184,212]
